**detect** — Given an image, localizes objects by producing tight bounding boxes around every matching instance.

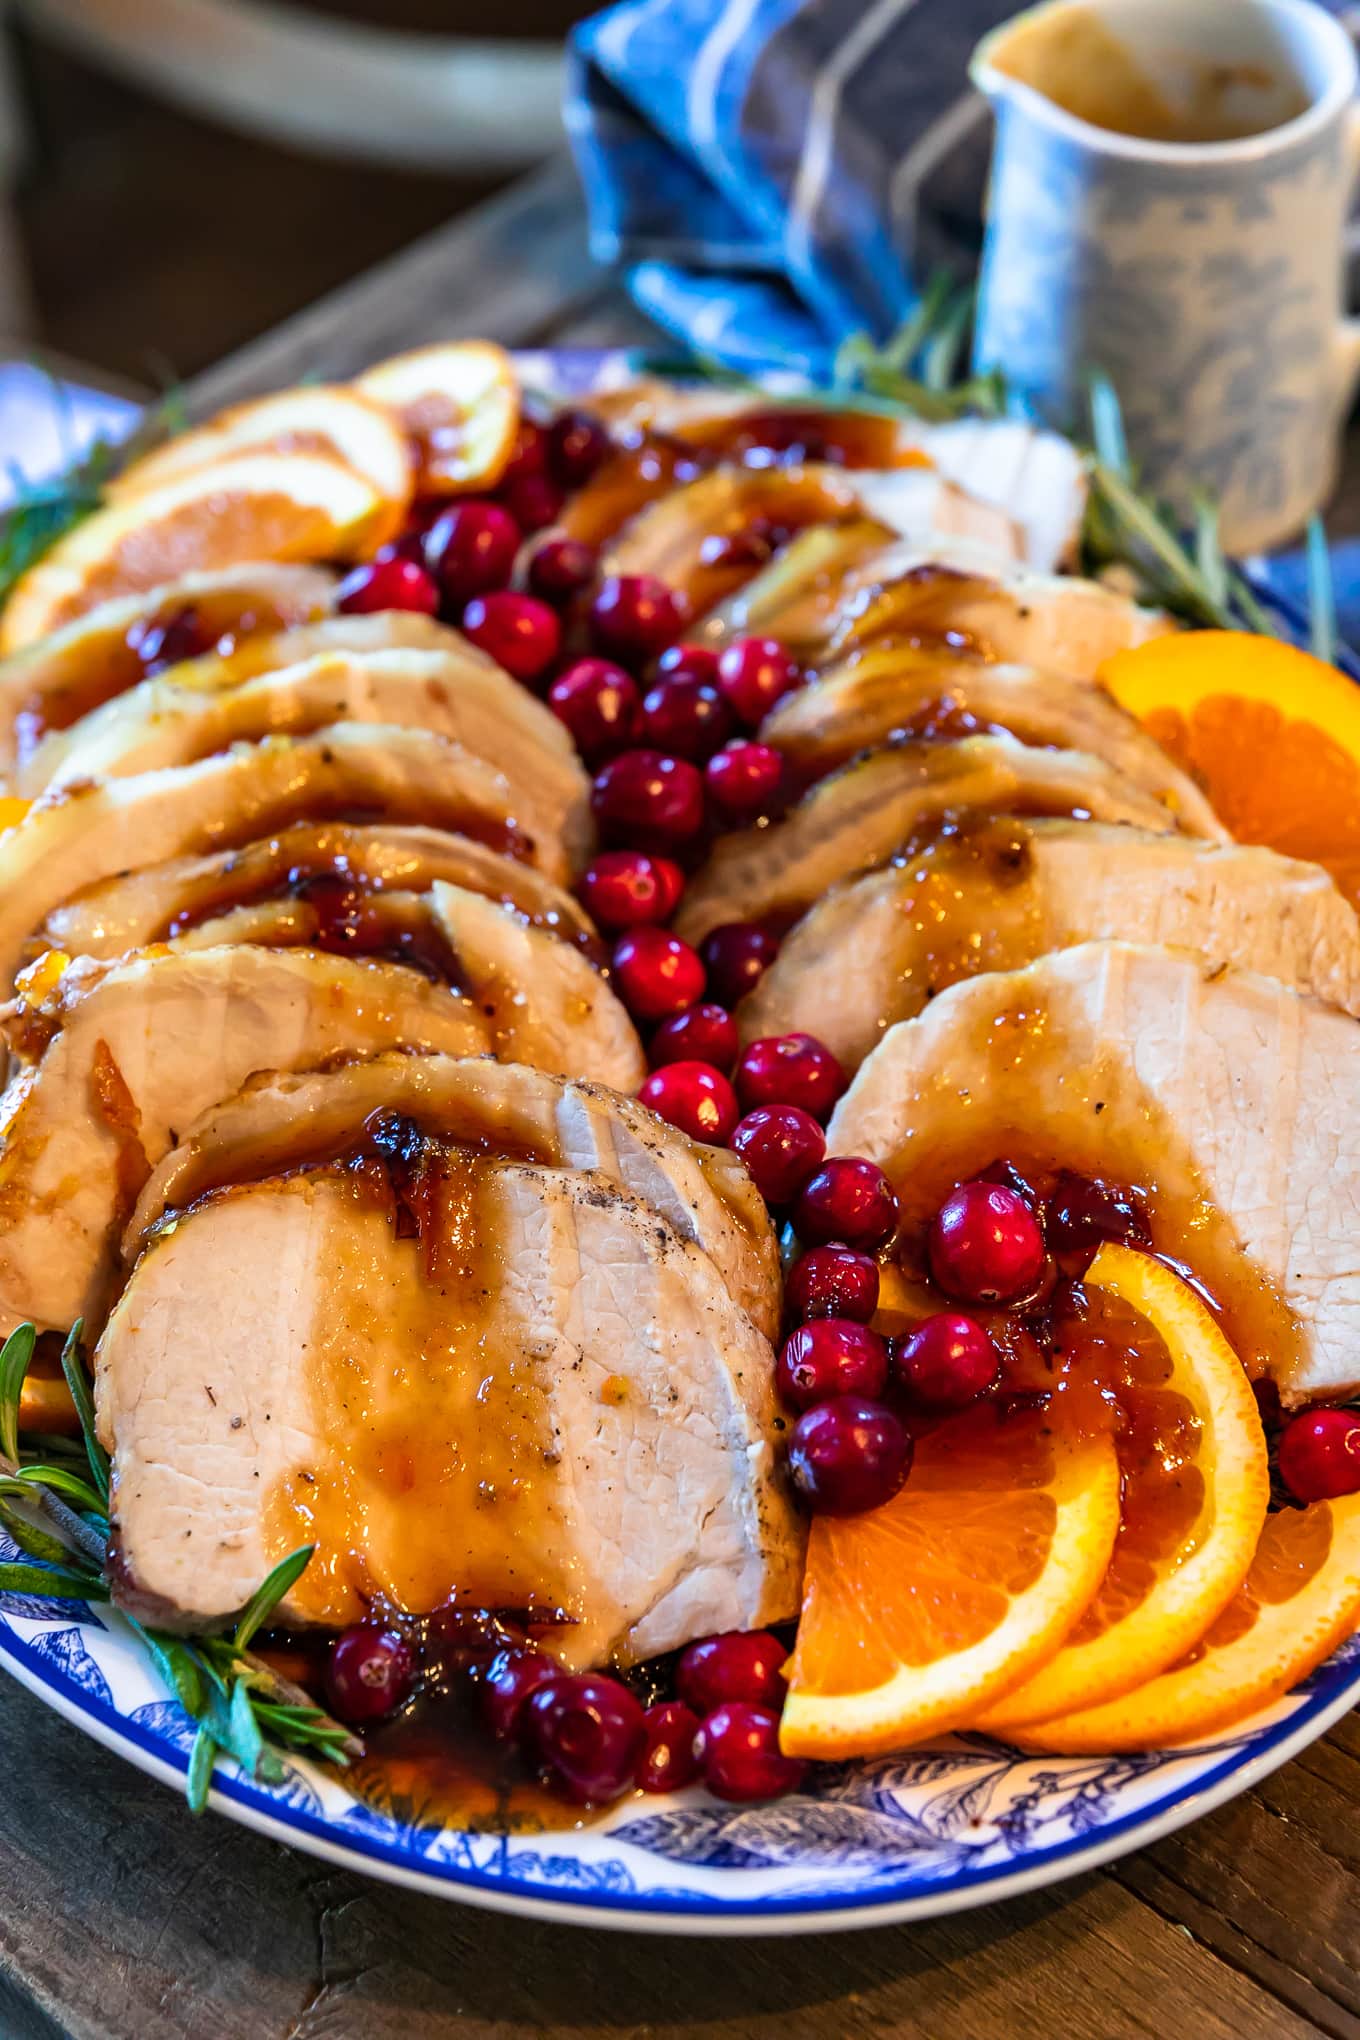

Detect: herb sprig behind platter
[0,1322,359,1813]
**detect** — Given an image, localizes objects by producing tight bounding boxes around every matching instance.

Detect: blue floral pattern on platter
[1,349,1357,1932]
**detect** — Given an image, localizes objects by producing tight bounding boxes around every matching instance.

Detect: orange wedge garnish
[355,341,519,495]
[0,453,388,652]
[979,1244,1269,1733]
[1100,630,1360,907]
[779,1401,1120,1758]
[1017,1492,1360,1752]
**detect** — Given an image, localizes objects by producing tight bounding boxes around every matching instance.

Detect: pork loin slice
[97,1159,801,1660]
[128,1053,780,1341]
[0,945,486,1337]
[760,652,1224,837]
[673,732,1184,946]
[741,822,1360,1070]
[828,941,1360,1403]
[0,722,563,994]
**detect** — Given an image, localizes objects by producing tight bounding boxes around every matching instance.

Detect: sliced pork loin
[673,732,1187,946]
[829,941,1360,1404]
[0,947,486,1338]
[740,823,1360,1070]
[760,651,1224,837]
[0,722,573,993]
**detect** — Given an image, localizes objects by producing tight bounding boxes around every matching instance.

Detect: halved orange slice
[0,453,387,653]
[1099,630,1360,907]
[1017,1492,1360,1752]
[355,342,519,495]
[779,1401,1120,1759]
[979,1244,1269,1732]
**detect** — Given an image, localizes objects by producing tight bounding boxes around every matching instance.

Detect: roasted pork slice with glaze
[0,945,486,1338]
[98,1152,801,1660]
[828,941,1360,1405]
[760,650,1224,836]
[740,822,1360,1070]
[673,732,1188,946]
[127,1053,780,1341]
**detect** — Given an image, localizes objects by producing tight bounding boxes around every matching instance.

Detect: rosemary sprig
[0,1321,358,1812]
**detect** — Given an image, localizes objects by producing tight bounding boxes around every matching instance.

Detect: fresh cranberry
[677,1631,788,1714]
[611,927,705,1022]
[636,1700,701,1793]
[731,1104,825,1206]
[929,1180,1047,1305]
[650,1003,738,1072]
[521,1673,645,1805]
[499,418,549,484]
[785,1244,880,1324]
[461,591,561,684]
[639,673,735,762]
[735,1033,845,1120]
[423,499,521,602]
[335,556,439,617]
[693,1702,805,1802]
[322,1626,414,1725]
[892,1312,999,1410]
[548,408,612,487]
[778,1319,888,1409]
[578,849,682,931]
[788,1396,912,1515]
[590,574,689,665]
[424,1606,525,1686]
[706,741,785,825]
[479,1647,562,1741]
[656,642,721,687]
[1046,1172,1151,1256]
[127,605,212,675]
[528,535,599,605]
[794,1158,899,1251]
[1278,1408,1360,1502]
[715,638,802,726]
[700,922,780,1008]
[591,748,706,852]
[500,471,565,534]
[638,1060,738,1144]
[548,659,640,762]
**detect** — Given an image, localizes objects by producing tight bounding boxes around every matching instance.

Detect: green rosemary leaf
[186,1724,216,1815]
[882,273,955,375]
[1088,370,1131,478]
[0,1559,108,1599]
[831,329,877,389]
[12,1463,108,1519]
[58,1322,109,1506]
[133,1624,207,1719]
[1224,564,1280,638]
[0,1494,86,1568]
[1191,493,1229,613]
[228,1675,268,1780]
[232,1544,314,1651]
[919,287,973,393]
[1307,515,1338,667]
[0,1324,35,1465]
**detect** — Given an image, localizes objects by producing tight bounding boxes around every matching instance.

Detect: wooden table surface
[5,155,1360,2040]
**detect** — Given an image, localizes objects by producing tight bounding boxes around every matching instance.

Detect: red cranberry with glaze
[677,1630,789,1714]
[892,1312,1000,1410]
[1278,1408,1360,1502]
[323,1626,414,1725]
[590,574,689,665]
[693,1702,806,1802]
[650,1003,738,1073]
[611,927,705,1022]
[705,740,785,824]
[528,535,599,605]
[578,848,682,932]
[715,637,802,726]
[638,1060,738,1144]
[500,470,565,534]
[336,556,439,617]
[127,604,213,676]
[778,1319,888,1410]
[479,1647,562,1742]
[639,672,735,762]
[785,1244,880,1324]
[700,922,780,1008]
[499,417,549,484]
[521,1673,646,1805]
[548,659,640,762]
[636,1700,701,1793]
[423,499,521,602]
[731,1104,825,1206]
[735,1033,846,1121]
[656,642,721,688]
[787,1396,912,1515]
[1046,1172,1151,1257]
[460,591,561,684]
[591,748,706,852]
[547,408,613,487]
[929,1180,1047,1305]
[794,1158,899,1252]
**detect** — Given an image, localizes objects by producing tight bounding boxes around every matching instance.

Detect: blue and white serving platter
[2,346,1358,1936]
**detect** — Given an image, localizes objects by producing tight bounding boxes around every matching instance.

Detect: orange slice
[1016,1493,1360,1752]
[979,1244,1269,1733]
[0,453,387,653]
[1099,630,1360,907]
[779,1401,1120,1759]
[355,342,519,496]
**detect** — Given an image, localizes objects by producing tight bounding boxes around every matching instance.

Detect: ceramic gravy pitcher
[970,0,1360,551]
